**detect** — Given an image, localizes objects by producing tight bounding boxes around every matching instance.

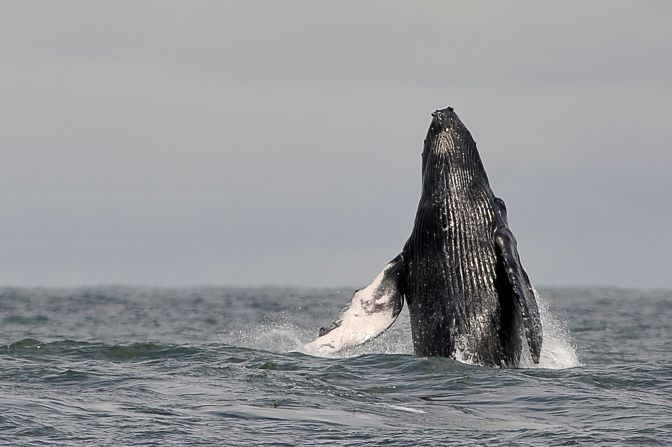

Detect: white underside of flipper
[304,256,405,356]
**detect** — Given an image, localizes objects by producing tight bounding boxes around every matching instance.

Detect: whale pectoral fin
[494,226,543,364]
[303,254,405,355]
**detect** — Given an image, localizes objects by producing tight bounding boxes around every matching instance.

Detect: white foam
[519,290,580,369]
[221,291,579,369]
[386,404,428,414]
[219,319,307,353]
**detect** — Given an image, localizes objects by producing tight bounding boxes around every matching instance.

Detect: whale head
[421,106,490,195]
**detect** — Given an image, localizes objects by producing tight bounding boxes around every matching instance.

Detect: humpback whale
[305,107,542,367]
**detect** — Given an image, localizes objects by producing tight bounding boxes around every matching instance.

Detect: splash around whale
[305,107,543,368]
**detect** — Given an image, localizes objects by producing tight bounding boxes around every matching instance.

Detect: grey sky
[1,1,671,288]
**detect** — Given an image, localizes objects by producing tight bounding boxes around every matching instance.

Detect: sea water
[1,286,670,446]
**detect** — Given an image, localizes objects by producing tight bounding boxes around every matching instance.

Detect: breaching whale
[305,107,542,367]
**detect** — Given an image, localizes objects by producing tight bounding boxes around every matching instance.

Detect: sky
[1,1,671,289]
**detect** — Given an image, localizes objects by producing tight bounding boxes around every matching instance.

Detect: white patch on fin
[304,255,404,356]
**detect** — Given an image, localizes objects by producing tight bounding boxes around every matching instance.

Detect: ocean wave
[3,338,201,362]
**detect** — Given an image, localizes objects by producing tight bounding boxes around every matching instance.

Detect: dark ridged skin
[402,107,523,367]
[308,106,540,366]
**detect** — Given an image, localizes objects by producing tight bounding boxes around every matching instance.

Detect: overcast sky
[1,1,671,288]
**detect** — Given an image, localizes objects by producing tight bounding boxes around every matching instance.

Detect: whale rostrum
[304,107,542,367]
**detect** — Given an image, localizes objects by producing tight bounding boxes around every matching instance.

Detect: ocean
[1,285,670,446]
